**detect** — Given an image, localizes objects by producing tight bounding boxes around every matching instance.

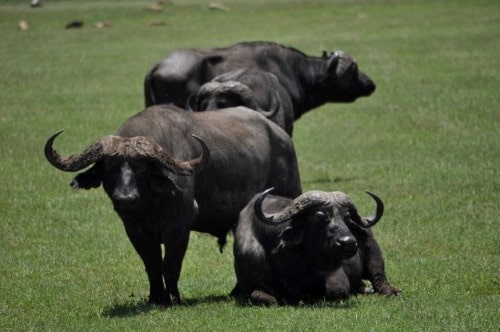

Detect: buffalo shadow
[233,295,361,309]
[101,294,232,317]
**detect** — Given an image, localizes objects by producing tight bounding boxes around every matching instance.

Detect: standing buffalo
[144,41,376,119]
[233,188,399,305]
[44,105,302,306]
[194,68,294,135]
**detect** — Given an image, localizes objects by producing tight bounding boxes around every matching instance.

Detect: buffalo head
[320,50,376,102]
[44,130,209,215]
[254,188,383,259]
[195,79,279,119]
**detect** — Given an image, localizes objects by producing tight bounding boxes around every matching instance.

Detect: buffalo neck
[289,55,330,119]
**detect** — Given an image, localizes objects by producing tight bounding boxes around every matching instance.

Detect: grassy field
[1,0,498,330]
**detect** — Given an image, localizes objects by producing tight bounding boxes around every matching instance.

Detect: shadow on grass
[101,293,361,317]
[101,294,233,317]
[101,297,155,317]
[233,295,360,309]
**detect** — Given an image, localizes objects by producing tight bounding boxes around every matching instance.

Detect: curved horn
[353,191,384,228]
[257,90,280,119]
[44,129,110,172]
[254,187,276,224]
[254,189,331,226]
[187,134,210,172]
[196,82,222,111]
[226,81,260,110]
[196,81,259,111]
[44,130,210,176]
[185,93,197,111]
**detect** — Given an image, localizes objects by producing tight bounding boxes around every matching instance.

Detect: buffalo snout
[112,191,139,211]
[358,72,376,96]
[335,235,358,258]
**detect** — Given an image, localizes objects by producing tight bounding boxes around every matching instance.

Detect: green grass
[1,0,498,330]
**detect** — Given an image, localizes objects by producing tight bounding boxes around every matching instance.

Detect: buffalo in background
[144,41,376,120]
[194,68,295,135]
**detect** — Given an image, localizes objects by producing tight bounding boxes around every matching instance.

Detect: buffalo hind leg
[361,235,400,296]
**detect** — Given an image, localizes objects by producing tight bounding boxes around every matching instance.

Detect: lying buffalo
[233,188,399,305]
[144,41,376,119]
[44,105,302,306]
[194,69,295,136]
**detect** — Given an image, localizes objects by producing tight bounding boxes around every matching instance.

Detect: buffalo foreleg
[124,224,165,305]
[324,268,352,300]
[250,290,279,306]
[360,234,400,296]
[161,223,191,305]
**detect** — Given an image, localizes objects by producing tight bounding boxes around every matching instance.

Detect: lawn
[0,0,498,330]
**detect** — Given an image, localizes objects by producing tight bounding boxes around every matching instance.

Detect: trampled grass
[0,0,498,330]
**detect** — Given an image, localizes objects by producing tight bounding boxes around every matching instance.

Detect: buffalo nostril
[363,81,376,95]
[113,193,138,209]
[336,236,357,250]
[368,82,376,94]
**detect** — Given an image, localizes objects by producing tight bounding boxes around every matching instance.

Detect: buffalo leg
[361,235,400,296]
[250,290,279,306]
[162,224,191,305]
[324,268,351,300]
[124,225,165,305]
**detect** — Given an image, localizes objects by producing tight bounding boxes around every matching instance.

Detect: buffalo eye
[349,63,358,74]
[104,159,121,172]
[314,210,329,222]
[343,212,351,222]
[125,161,147,175]
[218,99,231,109]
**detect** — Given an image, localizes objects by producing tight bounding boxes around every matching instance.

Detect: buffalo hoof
[375,281,401,296]
[148,295,165,306]
[250,290,278,306]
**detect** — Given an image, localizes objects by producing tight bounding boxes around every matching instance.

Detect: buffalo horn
[44,130,209,175]
[223,81,260,111]
[258,90,280,119]
[353,191,384,228]
[45,129,109,172]
[197,81,259,111]
[254,188,330,225]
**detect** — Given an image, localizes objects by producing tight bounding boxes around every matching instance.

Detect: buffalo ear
[70,162,103,190]
[280,225,304,247]
[347,206,365,229]
[326,53,340,77]
[151,166,183,195]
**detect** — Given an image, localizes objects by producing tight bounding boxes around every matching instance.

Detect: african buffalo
[193,69,295,136]
[44,105,302,306]
[144,41,376,119]
[233,188,399,305]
